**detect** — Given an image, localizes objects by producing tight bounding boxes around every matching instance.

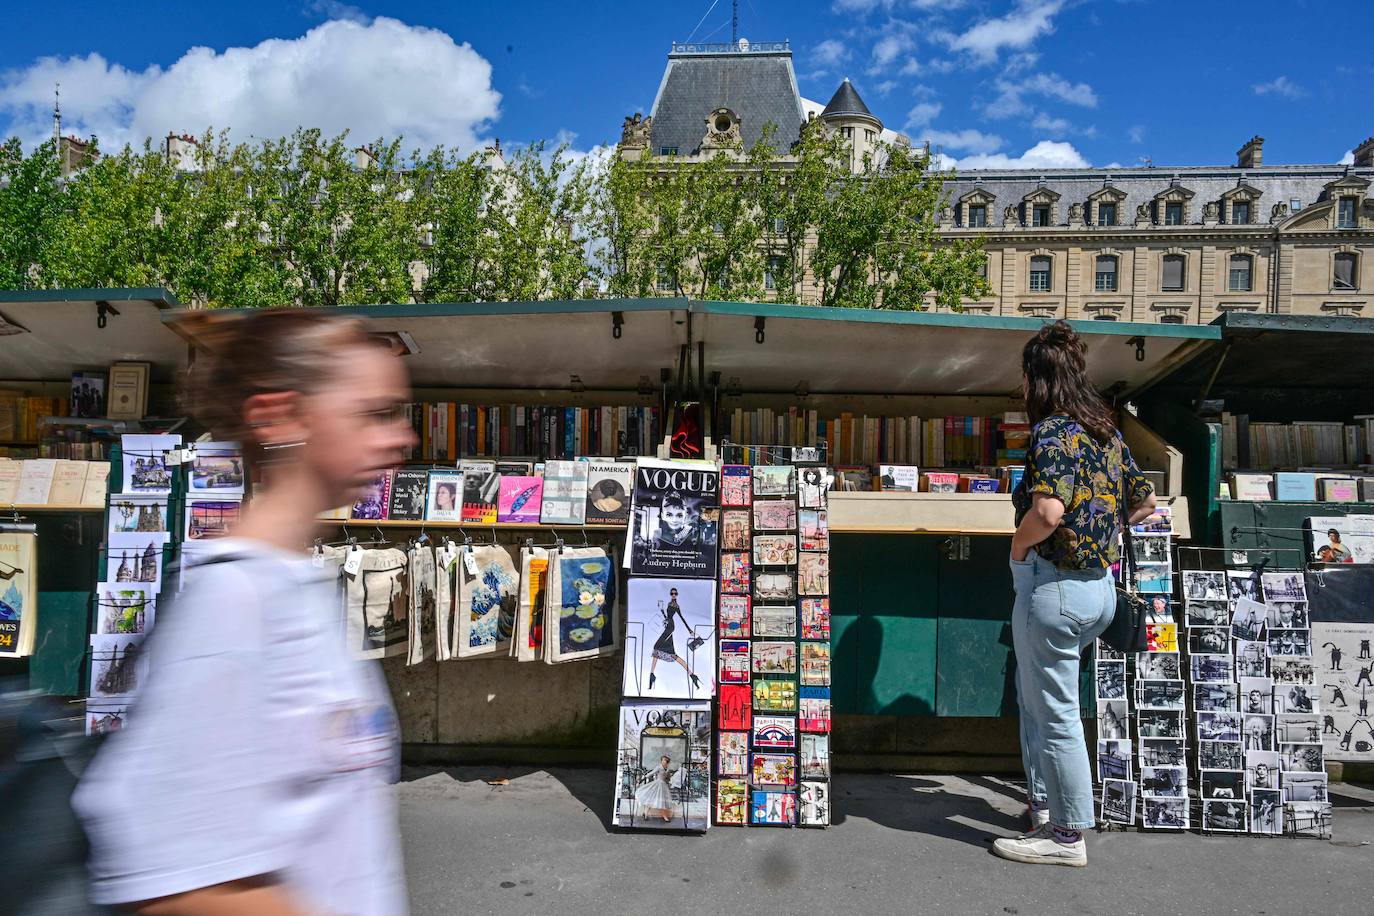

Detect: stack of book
[1220,413,1370,470]
[0,457,109,506]
[0,393,69,445]
[403,403,661,462]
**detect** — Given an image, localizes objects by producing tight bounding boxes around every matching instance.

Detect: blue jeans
[1010,550,1115,831]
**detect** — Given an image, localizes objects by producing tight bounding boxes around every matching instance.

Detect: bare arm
[135,879,308,916]
[1127,489,1159,525]
[1011,493,1064,561]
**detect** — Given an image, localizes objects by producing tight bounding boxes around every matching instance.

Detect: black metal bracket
[611,311,624,340]
[1126,336,1145,362]
[754,316,766,344]
[96,300,120,329]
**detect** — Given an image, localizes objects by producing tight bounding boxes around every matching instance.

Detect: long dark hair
[1021,320,1117,444]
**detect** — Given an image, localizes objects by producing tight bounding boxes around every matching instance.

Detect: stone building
[620,40,1374,323]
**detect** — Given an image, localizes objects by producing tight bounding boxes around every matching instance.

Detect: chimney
[1354,136,1374,168]
[1236,135,1264,169]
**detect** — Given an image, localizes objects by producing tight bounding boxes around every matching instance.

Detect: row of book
[0,458,110,507]
[723,410,1031,470]
[1227,471,1374,503]
[1220,414,1373,471]
[834,464,1025,494]
[0,394,69,445]
[403,404,663,462]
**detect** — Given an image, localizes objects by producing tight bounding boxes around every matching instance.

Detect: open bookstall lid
[0,288,184,382]
[1140,312,1374,422]
[167,298,1218,398]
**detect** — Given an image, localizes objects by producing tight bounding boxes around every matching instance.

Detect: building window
[1097,202,1116,226]
[1092,314,1119,321]
[967,205,987,228]
[1228,254,1253,292]
[1334,252,1359,290]
[864,129,876,143]
[1290,198,1301,211]
[1094,255,1118,292]
[656,264,676,292]
[1161,254,1186,291]
[841,126,854,139]
[659,146,678,156]
[1159,314,1185,325]
[976,258,988,280]
[1231,201,1251,225]
[1164,202,1184,225]
[1337,197,1358,229]
[1029,256,1052,292]
[764,255,785,291]
[771,216,786,234]
[1032,205,1051,227]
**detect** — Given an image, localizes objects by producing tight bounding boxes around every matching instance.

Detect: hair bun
[1039,319,1078,346]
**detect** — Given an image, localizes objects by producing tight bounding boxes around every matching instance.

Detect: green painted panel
[831,534,938,716]
[1221,501,1359,568]
[1141,400,1222,544]
[28,591,91,695]
[935,535,1019,717]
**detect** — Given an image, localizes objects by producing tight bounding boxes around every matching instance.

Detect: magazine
[628,459,720,579]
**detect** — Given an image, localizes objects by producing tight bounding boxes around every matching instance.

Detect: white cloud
[925,128,1005,154]
[1128,124,1146,144]
[983,71,1095,120]
[0,17,501,152]
[1252,75,1305,99]
[905,101,943,129]
[947,0,1064,64]
[951,139,1089,170]
[832,0,895,11]
[899,58,923,76]
[813,39,851,69]
[872,33,915,70]
[1031,112,1070,134]
[872,80,899,96]
[1339,149,1355,165]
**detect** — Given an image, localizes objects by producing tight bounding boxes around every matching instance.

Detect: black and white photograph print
[1243,713,1275,751]
[1282,771,1328,803]
[1239,677,1274,714]
[1279,742,1325,773]
[1096,739,1132,781]
[1202,799,1247,832]
[623,578,716,700]
[1246,750,1281,791]
[1138,709,1184,739]
[628,460,720,579]
[752,572,796,603]
[1137,651,1180,680]
[1268,628,1312,657]
[1185,600,1229,627]
[1271,657,1315,686]
[1286,801,1333,839]
[1199,740,1244,770]
[1266,600,1308,629]
[1194,683,1239,712]
[1095,660,1126,700]
[1098,700,1128,740]
[1189,626,1231,655]
[798,467,830,509]
[1142,797,1189,830]
[1191,654,1233,684]
[1274,683,1318,714]
[1137,679,1186,710]
[1130,534,1171,566]
[1183,570,1227,602]
[1227,570,1260,604]
[1139,738,1186,767]
[1198,711,1242,743]
[1100,779,1136,826]
[1236,640,1269,678]
[1276,713,1322,745]
[1261,571,1307,604]
[1200,768,1246,800]
[1230,597,1267,642]
[1145,595,1172,625]
[1249,789,1283,836]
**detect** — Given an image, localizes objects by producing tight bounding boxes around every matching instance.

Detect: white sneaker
[1025,806,1050,833]
[992,832,1087,867]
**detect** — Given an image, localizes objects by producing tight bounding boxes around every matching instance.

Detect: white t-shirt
[74,539,407,915]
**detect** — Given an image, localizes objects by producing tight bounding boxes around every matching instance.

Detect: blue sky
[1,0,1369,169]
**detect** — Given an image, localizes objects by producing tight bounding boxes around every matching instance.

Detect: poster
[345,547,409,660]
[628,459,719,579]
[623,577,715,700]
[457,545,519,658]
[613,700,711,831]
[547,547,618,663]
[1312,622,1374,760]
[0,531,37,656]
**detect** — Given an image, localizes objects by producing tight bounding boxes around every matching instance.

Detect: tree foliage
[0,124,987,310]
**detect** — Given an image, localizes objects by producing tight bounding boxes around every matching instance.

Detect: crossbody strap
[1118,443,1137,590]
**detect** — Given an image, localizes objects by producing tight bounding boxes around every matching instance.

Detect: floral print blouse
[1012,414,1154,570]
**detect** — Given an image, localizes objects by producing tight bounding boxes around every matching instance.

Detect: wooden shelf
[4,504,104,513]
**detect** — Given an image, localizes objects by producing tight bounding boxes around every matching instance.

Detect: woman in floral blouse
[994,320,1156,868]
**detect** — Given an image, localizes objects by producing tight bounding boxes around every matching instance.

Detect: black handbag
[1100,469,1150,654]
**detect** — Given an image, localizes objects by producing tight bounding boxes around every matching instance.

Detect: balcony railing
[670,40,790,54]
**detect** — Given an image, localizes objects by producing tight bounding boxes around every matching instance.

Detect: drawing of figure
[636,755,676,822]
[1361,686,1370,719]
[1361,639,1372,660]
[1323,715,1338,735]
[1327,682,1349,707]
[648,588,702,692]
[1325,642,1343,671]
[1317,528,1353,563]
[1356,664,1373,689]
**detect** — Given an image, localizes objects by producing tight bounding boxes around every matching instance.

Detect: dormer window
[1021,186,1061,228]
[1098,203,1117,226]
[1153,182,1195,226]
[1231,201,1250,224]
[1221,182,1262,225]
[1087,184,1126,228]
[1338,197,1358,229]
[1032,205,1051,227]
[968,205,987,227]
[1164,202,1184,225]
[958,188,996,229]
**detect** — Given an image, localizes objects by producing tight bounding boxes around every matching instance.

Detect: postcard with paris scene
[801,642,831,686]
[720,552,751,595]
[722,510,751,551]
[718,731,749,777]
[753,500,797,531]
[752,604,796,639]
[751,789,797,826]
[752,753,797,786]
[719,639,750,685]
[798,552,829,596]
[801,597,830,640]
[799,687,830,733]
[753,535,797,567]
[1096,739,1132,781]
[800,733,829,779]
[752,465,796,498]
[1195,683,1239,712]
[753,677,798,714]
[716,779,748,825]
[719,594,750,639]
[720,465,752,507]
[752,641,797,676]
[799,509,829,551]
[752,715,797,750]
[799,781,830,827]
[753,572,796,603]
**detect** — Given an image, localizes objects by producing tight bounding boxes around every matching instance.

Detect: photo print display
[720,465,752,507]
[1235,640,1269,678]
[1249,789,1283,835]
[1261,571,1307,604]
[1146,623,1178,653]
[629,460,720,579]
[1096,739,1132,781]
[1276,714,1322,745]
[613,701,711,831]
[1230,597,1267,642]
[1197,712,1242,743]
[185,497,242,543]
[1189,626,1231,655]
[1191,654,1233,684]
[1139,765,1187,798]
[1139,738,1186,768]
[1185,601,1229,627]
[425,471,464,523]
[1266,600,1308,630]
[721,510,751,551]
[1137,651,1180,680]
[1183,570,1227,602]
[1200,768,1246,800]
[719,594,750,638]
[406,544,437,666]
[105,533,163,587]
[85,701,128,737]
[716,779,748,825]
[1272,657,1315,686]
[1199,741,1244,771]
[1194,683,1239,712]
[1282,771,1328,803]
[1098,700,1128,740]
[1280,742,1325,773]
[799,781,830,827]
[1246,750,1281,791]
[1141,797,1188,830]
[623,577,715,700]
[1202,800,1247,833]
[1135,564,1172,594]
[1226,570,1261,604]
[1268,628,1312,657]
[1137,710,1184,739]
[1138,679,1185,710]
[1286,802,1333,839]
[1274,682,1318,714]
[188,442,245,495]
[1130,534,1171,565]
[797,467,829,509]
[107,496,170,541]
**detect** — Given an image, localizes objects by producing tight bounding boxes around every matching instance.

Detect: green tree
[0,138,62,289]
[412,146,489,303]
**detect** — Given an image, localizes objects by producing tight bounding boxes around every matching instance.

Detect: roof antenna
[732,0,738,44]
[53,82,61,150]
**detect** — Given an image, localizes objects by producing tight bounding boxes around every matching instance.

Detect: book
[15,459,56,504]
[878,465,919,492]
[70,372,106,419]
[350,471,393,520]
[498,475,543,523]
[1274,472,1316,502]
[584,460,632,524]
[1360,477,1374,502]
[425,470,464,522]
[921,472,959,493]
[387,469,430,521]
[1319,477,1358,503]
[1308,515,1374,563]
[48,459,89,504]
[107,362,149,421]
[460,460,498,523]
[1000,466,1026,493]
[539,460,589,525]
[1229,473,1273,501]
[965,476,1000,494]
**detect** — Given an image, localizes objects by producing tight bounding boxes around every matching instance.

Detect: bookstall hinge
[96,300,119,329]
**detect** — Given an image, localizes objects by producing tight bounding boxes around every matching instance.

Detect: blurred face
[299,345,415,505]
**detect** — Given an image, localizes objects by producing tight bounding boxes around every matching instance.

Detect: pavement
[399,766,1374,916]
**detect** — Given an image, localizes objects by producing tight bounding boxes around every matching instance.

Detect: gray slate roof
[820,79,874,120]
[649,50,806,155]
[942,165,1373,227]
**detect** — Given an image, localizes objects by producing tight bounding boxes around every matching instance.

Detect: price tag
[311,548,325,569]
[164,448,183,467]
[343,546,364,576]
[463,547,478,576]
